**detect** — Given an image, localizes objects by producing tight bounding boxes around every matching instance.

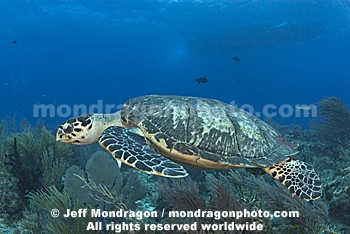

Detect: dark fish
[11,40,17,44]
[196,77,208,84]
[232,56,241,62]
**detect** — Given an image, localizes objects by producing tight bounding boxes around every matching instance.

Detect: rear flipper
[263,157,322,200]
[99,126,188,178]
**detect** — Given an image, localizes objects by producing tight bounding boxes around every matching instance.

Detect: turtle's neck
[93,111,122,135]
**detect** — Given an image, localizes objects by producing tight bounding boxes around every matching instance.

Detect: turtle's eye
[62,123,74,133]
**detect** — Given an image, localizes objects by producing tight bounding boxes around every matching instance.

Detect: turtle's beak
[56,122,75,143]
[56,128,69,143]
[56,128,63,141]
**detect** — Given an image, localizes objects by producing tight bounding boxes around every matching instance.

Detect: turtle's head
[56,114,102,145]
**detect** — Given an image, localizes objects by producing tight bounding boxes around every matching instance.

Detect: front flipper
[263,157,322,200]
[99,126,188,178]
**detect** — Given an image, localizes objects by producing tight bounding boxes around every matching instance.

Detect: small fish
[271,22,288,29]
[11,40,17,44]
[196,77,208,84]
[232,56,241,62]
[295,105,314,111]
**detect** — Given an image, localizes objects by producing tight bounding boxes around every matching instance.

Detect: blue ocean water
[0,0,349,127]
[2,1,350,233]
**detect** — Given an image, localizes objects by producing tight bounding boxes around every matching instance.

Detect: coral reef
[244,174,329,233]
[324,170,350,226]
[0,120,72,224]
[15,210,42,234]
[158,175,252,234]
[1,110,350,232]
[0,161,23,222]
[159,177,206,212]
[312,97,350,144]
[158,167,330,233]
[306,98,350,229]
[4,126,72,198]
[64,150,148,211]
[24,186,92,234]
[41,147,67,190]
[206,170,259,208]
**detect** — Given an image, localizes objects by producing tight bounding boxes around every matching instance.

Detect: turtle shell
[120,95,296,168]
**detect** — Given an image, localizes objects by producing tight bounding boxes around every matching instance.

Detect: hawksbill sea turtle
[56,95,322,200]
